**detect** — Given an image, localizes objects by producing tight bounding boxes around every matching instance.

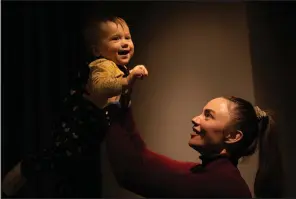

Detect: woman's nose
[192,115,201,125]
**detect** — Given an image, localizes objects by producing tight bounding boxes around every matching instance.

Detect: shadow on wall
[246,2,296,197]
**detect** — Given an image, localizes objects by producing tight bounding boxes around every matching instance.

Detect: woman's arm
[105,108,196,197]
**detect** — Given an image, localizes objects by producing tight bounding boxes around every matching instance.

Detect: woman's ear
[224,130,243,144]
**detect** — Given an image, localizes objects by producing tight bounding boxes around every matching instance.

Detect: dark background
[2,1,296,197]
[246,2,296,196]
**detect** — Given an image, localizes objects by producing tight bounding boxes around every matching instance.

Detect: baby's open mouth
[118,50,130,55]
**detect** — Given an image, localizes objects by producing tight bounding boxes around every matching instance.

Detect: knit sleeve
[88,59,124,98]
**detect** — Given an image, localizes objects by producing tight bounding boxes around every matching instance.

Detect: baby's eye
[125,36,131,40]
[111,36,120,41]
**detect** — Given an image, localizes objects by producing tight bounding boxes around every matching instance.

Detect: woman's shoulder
[188,157,252,197]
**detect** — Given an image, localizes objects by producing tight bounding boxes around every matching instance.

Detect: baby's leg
[2,162,26,196]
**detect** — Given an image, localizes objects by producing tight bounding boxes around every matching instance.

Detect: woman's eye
[204,111,213,119]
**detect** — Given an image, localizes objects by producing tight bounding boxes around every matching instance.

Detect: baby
[2,16,148,198]
[84,16,148,110]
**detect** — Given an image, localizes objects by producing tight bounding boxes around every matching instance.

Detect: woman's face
[189,97,235,154]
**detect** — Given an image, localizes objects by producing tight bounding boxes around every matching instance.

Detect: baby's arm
[88,60,148,98]
[88,60,135,98]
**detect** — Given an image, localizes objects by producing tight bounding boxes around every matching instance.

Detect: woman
[104,96,283,198]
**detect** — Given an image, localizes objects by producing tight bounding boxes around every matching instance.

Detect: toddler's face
[95,20,134,66]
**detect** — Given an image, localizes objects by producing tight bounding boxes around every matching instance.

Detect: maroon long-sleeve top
[105,109,252,198]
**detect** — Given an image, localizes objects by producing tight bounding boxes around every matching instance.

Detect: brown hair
[224,96,283,198]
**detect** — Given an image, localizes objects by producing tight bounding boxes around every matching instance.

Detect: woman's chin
[188,141,203,151]
[189,136,203,145]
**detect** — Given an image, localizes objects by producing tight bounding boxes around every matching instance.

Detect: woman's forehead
[204,98,232,120]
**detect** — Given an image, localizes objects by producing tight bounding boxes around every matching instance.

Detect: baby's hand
[130,65,148,79]
[124,65,148,90]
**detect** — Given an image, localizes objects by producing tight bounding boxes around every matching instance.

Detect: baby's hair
[83,16,127,54]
